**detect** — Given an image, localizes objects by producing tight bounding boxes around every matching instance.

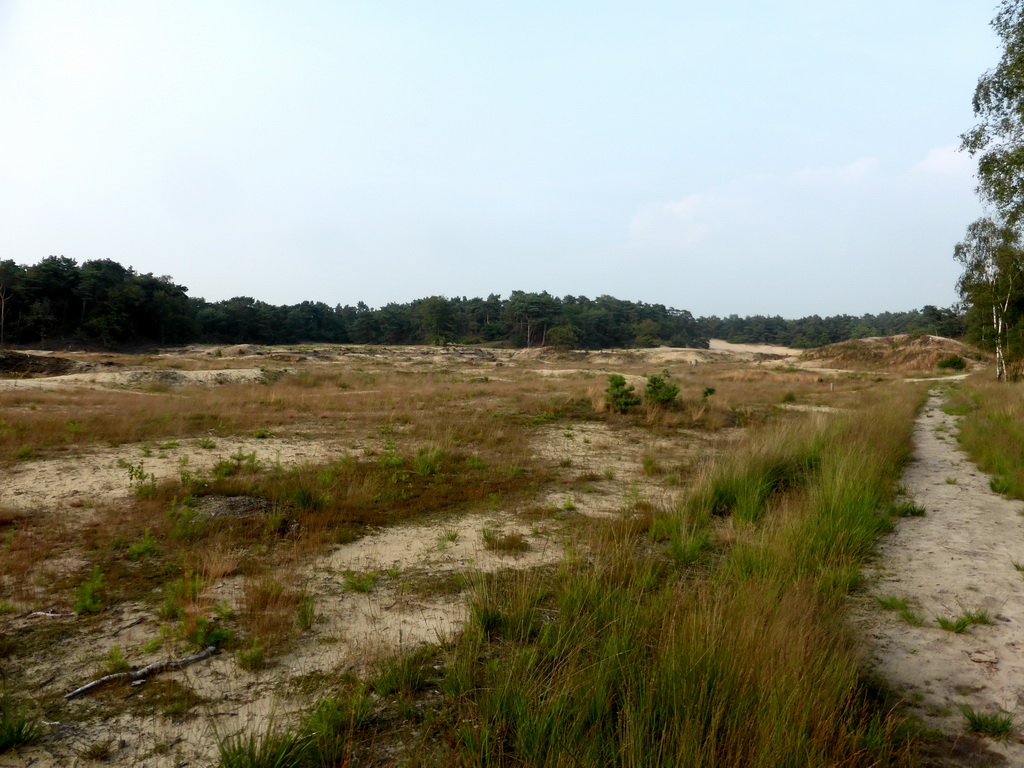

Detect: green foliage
[160,572,204,620]
[960,704,1014,738]
[342,570,379,593]
[546,324,579,351]
[643,370,679,407]
[217,723,306,768]
[127,529,160,560]
[117,458,157,498]
[74,566,105,615]
[936,615,970,633]
[296,594,315,631]
[237,639,266,671]
[103,645,131,675]
[372,646,438,695]
[186,617,232,649]
[605,375,640,414]
[301,692,372,765]
[0,694,40,754]
[937,354,967,370]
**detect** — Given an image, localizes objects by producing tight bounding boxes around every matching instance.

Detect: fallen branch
[28,610,76,618]
[64,646,217,700]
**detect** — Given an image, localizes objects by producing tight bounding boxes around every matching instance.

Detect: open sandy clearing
[857,387,1024,765]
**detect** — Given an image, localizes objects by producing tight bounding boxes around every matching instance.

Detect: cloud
[627,193,717,250]
[788,156,879,184]
[912,145,975,177]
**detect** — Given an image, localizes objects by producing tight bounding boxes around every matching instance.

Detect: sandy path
[859,388,1024,764]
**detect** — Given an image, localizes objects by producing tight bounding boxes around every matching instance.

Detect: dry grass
[241,572,301,650]
[0,345,934,767]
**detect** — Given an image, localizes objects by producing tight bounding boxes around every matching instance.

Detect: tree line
[0,255,962,351]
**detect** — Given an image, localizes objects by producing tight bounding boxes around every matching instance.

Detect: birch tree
[954,217,1024,380]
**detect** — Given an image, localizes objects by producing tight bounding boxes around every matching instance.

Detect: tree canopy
[957,1,1024,378]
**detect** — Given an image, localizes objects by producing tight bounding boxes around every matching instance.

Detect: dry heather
[801,333,985,372]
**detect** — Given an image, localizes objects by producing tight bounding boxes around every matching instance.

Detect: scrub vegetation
[0,343,939,766]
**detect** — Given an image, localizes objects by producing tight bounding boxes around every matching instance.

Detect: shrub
[74,566,105,615]
[127,529,160,560]
[643,370,679,407]
[605,375,640,413]
[937,354,967,370]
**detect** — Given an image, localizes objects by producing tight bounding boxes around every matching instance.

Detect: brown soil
[0,351,85,378]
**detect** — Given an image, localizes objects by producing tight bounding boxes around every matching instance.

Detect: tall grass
[436,389,922,766]
[223,384,924,766]
[952,377,1024,499]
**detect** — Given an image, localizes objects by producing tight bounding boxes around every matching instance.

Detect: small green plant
[117,458,157,498]
[186,617,232,649]
[962,608,995,626]
[141,635,163,654]
[899,608,926,626]
[198,436,216,449]
[217,723,305,768]
[482,529,530,552]
[641,454,661,476]
[158,440,179,450]
[0,694,41,752]
[342,570,379,593]
[437,527,459,546]
[297,594,315,630]
[960,704,1014,738]
[562,496,577,512]
[605,374,640,414]
[781,391,797,404]
[414,447,443,476]
[127,529,160,560]
[936,615,971,633]
[643,370,679,407]
[701,386,716,400]
[889,500,927,517]
[0,600,14,615]
[103,645,131,675]
[945,476,958,485]
[372,646,437,695]
[236,639,266,671]
[253,427,273,439]
[876,596,909,611]
[301,691,373,765]
[74,566,105,615]
[160,572,204,620]
[991,476,1012,494]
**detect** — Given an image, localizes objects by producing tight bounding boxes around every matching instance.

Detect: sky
[0,1,1001,318]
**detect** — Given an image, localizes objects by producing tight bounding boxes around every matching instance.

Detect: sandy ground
[0,347,699,768]
[857,387,1024,765]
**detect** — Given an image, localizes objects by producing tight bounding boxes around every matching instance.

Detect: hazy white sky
[0,1,997,317]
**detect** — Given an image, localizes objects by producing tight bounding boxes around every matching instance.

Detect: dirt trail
[859,388,1024,764]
